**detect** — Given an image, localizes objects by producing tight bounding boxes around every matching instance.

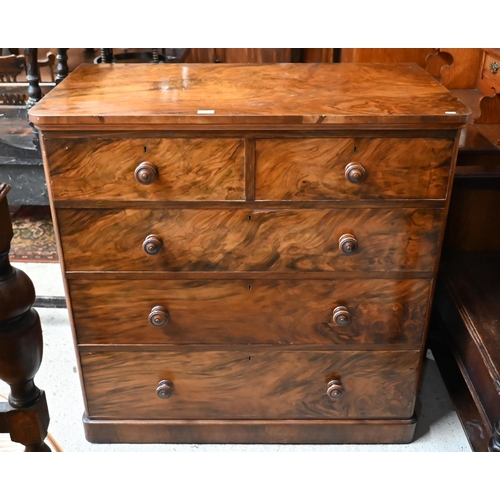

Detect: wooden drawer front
[43,137,245,201]
[58,208,443,272]
[255,138,453,200]
[70,278,431,346]
[81,349,419,420]
[479,53,500,95]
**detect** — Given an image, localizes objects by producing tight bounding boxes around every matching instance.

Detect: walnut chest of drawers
[29,63,469,444]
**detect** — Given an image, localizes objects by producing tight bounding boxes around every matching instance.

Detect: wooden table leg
[55,49,69,84]
[23,48,42,151]
[0,184,51,452]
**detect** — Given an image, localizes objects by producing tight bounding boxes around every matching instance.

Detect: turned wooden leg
[0,184,51,452]
[55,48,69,84]
[100,48,113,64]
[489,418,500,452]
[23,48,41,108]
[23,48,42,151]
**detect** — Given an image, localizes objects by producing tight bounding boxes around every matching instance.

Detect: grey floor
[0,262,472,452]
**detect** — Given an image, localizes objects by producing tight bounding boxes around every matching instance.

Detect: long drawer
[43,137,245,201]
[256,137,453,200]
[57,207,443,272]
[80,349,420,420]
[69,278,431,346]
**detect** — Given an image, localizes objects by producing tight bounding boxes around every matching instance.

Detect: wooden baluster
[55,48,69,84]
[100,48,113,64]
[0,184,51,451]
[23,48,41,151]
[23,48,41,108]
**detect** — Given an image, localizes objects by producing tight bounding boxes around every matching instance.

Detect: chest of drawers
[29,63,469,444]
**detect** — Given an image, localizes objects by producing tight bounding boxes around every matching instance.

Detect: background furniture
[30,62,467,444]
[341,48,500,451]
[428,49,500,452]
[0,48,68,206]
[0,183,51,451]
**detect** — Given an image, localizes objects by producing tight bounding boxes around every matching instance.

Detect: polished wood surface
[255,137,453,200]
[44,137,245,201]
[28,63,469,129]
[57,207,443,272]
[81,349,420,420]
[34,64,466,444]
[83,416,417,445]
[69,278,431,346]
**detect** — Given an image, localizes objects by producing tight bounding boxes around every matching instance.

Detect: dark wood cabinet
[29,62,468,444]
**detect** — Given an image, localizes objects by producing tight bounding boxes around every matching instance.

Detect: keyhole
[248,215,252,221]
[144,146,148,153]
[353,146,358,153]
[248,285,252,291]
[248,356,252,361]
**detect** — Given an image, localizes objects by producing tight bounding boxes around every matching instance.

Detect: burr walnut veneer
[29,63,469,444]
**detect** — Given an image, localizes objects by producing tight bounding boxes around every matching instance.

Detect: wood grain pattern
[184,49,292,64]
[340,48,436,67]
[82,416,417,444]
[256,137,453,200]
[28,64,470,129]
[57,207,443,272]
[43,137,245,201]
[425,49,483,89]
[69,278,431,346]
[80,349,420,420]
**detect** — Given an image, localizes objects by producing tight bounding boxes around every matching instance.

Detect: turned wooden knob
[333,306,351,326]
[143,234,163,255]
[134,161,158,185]
[156,379,174,399]
[345,162,366,183]
[327,379,344,399]
[339,233,358,254]
[149,306,169,327]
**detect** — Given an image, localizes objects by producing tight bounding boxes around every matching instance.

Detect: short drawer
[255,137,453,200]
[69,278,431,346]
[57,207,443,272]
[43,137,245,201]
[80,349,420,420]
[479,52,500,95]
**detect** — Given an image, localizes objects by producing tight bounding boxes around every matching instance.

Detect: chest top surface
[28,63,470,130]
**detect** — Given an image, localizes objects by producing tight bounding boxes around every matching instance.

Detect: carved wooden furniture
[428,48,500,452]
[0,49,69,205]
[29,63,468,444]
[185,48,293,63]
[0,183,51,451]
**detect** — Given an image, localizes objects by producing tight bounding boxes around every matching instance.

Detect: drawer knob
[135,161,158,185]
[143,234,163,255]
[327,379,344,399]
[149,306,169,327]
[490,61,500,74]
[339,233,358,254]
[156,379,174,399]
[345,162,366,183]
[332,306,351,326]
